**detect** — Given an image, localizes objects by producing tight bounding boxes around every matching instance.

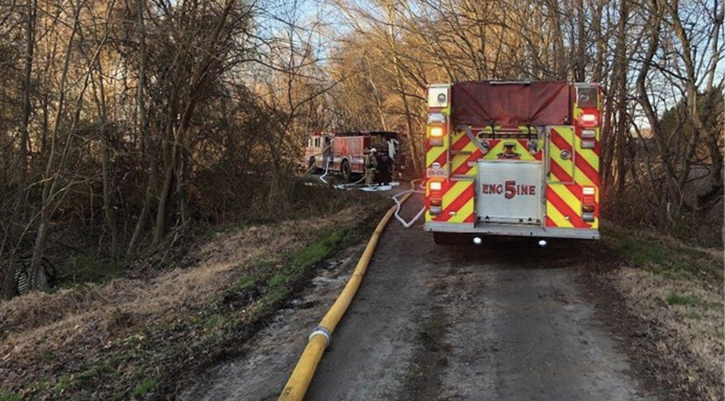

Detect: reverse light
[582,187,596,196]
[430,181,442,191]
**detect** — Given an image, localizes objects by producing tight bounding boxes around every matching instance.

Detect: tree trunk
[613,0,629,196]
[2,0,36,298]
[127,0,154,258]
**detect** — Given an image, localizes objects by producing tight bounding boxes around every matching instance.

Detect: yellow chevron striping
[466,164,478,177]
[448,198,474,223]
[549,140,574,179]
[451,154,469,172]
[555,126,575,147]
[573,166,595,188]
[463,140,477,152]
[574,137,599,171]
[547,200,574,228]
[451,130,469,147]
[442,181,469,207]
[549,184,582,217]
[426,145,447,167]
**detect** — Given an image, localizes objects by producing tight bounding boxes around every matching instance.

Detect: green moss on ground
[603,225,722,282]
[2,194,389,401]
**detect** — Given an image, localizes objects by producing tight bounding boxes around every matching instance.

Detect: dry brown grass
[0,204,368,396]
[616,268,722,394]
[605,226,724,401]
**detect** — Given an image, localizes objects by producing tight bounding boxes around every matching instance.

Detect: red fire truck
[424,81,601,244]
[303,131,405,181]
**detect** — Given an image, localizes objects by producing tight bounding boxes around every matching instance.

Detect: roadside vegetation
[0,184,389,401]
[601,225,723,401]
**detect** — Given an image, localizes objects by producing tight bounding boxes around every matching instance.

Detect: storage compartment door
[547,126,575,183]
[476,161,542,225]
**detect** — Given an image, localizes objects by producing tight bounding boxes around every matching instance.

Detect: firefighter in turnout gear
[364,148,378,186]
[376,146,393,185]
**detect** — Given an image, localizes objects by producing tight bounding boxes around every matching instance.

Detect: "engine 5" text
[482,180,536,199]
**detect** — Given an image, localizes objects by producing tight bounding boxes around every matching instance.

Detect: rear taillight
[582,186,596,222]
[579,112,598,128]
[429,180,443,215]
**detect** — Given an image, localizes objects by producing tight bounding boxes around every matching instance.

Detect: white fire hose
[392,181,425,228]
[314,141,425,228]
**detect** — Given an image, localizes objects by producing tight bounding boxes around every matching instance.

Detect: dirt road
[182,194,658,401]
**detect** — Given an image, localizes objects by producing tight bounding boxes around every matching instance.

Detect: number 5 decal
[505,180,516,199]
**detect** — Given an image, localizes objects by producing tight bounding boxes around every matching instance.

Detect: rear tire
[341,160,352,182]
[432,232,467,245]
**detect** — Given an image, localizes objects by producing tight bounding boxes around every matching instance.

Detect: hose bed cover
[450,81,570,128]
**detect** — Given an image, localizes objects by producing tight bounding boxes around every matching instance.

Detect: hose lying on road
[392,179,424,228]
[278,181,418,401]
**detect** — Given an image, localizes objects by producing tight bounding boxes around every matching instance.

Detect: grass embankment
[0,190,389,401]
[602,225,723,401]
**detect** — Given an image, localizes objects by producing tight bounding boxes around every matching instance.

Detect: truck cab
[424,81,601,243]
[303,133,332,173]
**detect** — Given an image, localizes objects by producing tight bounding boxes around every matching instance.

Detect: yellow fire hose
[278,180,420,401]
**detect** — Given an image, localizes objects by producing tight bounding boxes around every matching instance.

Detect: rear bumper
[424,222,600,240]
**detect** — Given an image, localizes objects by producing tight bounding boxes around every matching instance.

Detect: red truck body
[303,131,405,180]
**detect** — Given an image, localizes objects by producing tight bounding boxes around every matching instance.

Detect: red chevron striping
[451,133,471,152]
[560,182,600,211]
[545,215,557,227]
[428,150,448,168]
[452,148,484,175]
[574,153,600,186]
[464,212,475,223]
[437,184,475,222]
[549,159,572,182]
[550,128,572,151]
[546,187,591,228]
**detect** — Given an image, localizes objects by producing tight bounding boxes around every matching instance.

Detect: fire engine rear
[424,81,601,243]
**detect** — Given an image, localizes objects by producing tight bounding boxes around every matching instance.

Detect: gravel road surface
[182,194,657,401]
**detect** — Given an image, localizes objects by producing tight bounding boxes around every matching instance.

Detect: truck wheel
[308,157,319,174]
[433,232,465,245]
[341,160,352,182]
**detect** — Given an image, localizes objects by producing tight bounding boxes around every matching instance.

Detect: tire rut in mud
[400,269,453,401]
